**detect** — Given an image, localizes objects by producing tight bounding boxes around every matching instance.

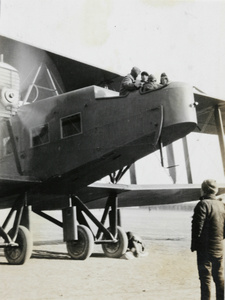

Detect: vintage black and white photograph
[0,1,224,299]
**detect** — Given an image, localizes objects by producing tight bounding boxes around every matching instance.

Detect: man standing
[119,66,142,95]
[191,179,225,300]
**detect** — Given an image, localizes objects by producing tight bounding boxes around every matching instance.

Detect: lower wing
[77,182,225,209]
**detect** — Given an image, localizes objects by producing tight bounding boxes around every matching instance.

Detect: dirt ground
[0,208,221,300]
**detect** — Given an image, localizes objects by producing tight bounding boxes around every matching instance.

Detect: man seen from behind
[191,179,225,300]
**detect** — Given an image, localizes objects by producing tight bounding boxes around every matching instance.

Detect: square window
[3,136,12,155]
[61,114,82,138]
[31,124,49,147]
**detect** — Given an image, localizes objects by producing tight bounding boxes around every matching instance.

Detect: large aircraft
[0,35,224,265]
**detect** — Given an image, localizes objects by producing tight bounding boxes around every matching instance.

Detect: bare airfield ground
[0,207,221,300]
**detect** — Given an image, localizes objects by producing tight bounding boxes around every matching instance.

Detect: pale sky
[0,0,225,184]
[1,0,225,98]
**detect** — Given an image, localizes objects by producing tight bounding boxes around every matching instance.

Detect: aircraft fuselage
[0,82,197,196]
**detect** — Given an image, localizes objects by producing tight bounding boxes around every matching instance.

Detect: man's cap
[141,71,149,76]
[149,74,157,81]
[161,72,167,77]
[201,179,218,195]
[131,66,141,75]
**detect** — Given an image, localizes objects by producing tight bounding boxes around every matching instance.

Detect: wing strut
[129,164,137,184]
[109,166,130,184]
[23,64,62,104]
[166,144,177,183]
[182,136,193,183]
[23,64,42,104]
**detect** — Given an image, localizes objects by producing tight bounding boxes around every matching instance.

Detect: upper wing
[194,89,225,134]
[47,51,122,92]
[0,35,122,100]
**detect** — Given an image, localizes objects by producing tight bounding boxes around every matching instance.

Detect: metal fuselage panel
[0,82,197,195]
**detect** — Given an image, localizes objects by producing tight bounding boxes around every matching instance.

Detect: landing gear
[0,189,131,264]
[35,198,128,260]
[4,226,33,265]
[0,194,33,265]
[66,225,94,260]
[102,226,128,258]
[67,195,128,258]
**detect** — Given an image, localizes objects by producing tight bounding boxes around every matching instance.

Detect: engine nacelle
[0,61,20,117]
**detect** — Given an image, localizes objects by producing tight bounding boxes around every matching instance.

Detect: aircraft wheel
[66,225,94,260]
[102,226,128,258]
[4,225,33,265]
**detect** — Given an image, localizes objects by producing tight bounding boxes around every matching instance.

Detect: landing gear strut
[34,193,128,260]
[0,194,33,265]
[68,194,128,259]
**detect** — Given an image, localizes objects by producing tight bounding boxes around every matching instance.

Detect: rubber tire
[102,226,128,258]
[4,225,33,265]
[66,225,94,260]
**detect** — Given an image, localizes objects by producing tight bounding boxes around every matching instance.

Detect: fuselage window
[31,123,49,147]
[61,113,82,138]
[3,137,12,156]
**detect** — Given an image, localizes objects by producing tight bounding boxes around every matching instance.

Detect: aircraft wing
[0,35,123,99]
[2,180,225,211]
[73,182,225,209]
[0,176,40,209]
[194,89,225,134]
[47,51,122,92]
[0,182,202,210]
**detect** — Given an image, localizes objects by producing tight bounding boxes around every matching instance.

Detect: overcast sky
[1,0,225,98]
[0,0,225,184]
